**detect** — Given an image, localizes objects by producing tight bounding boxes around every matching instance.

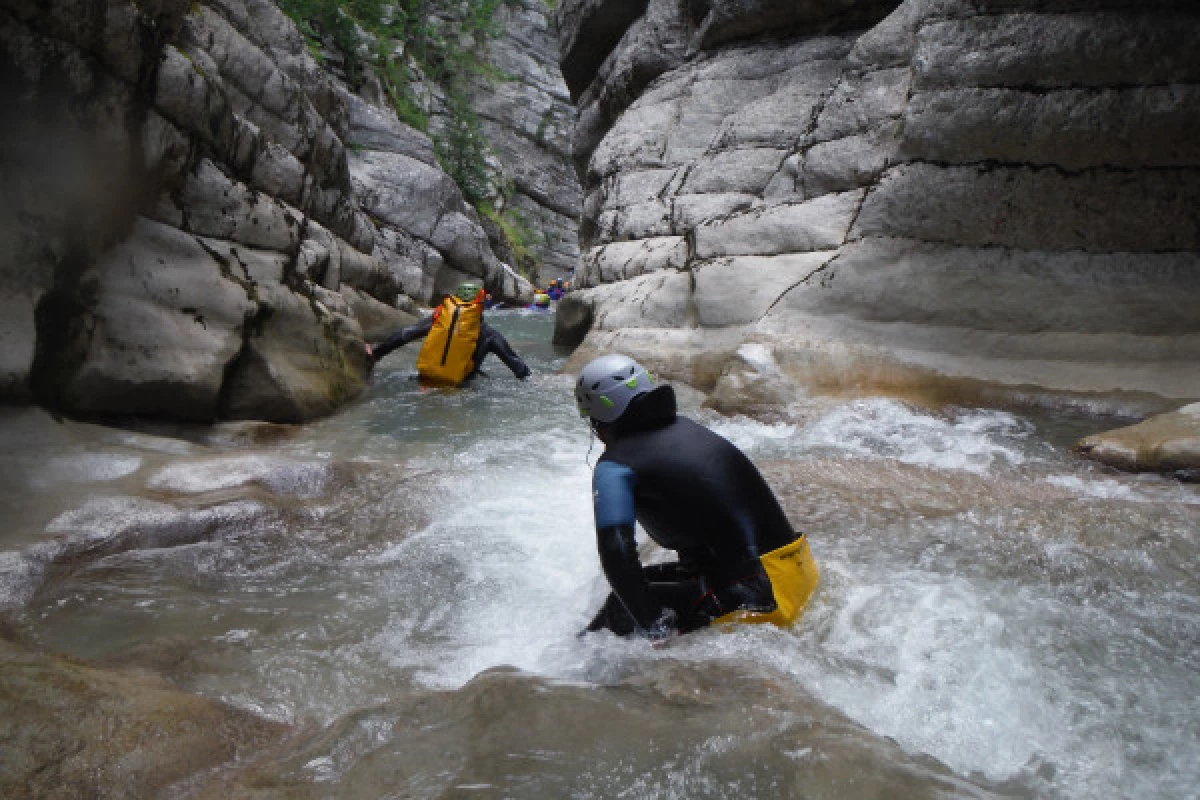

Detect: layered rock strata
[344,90,532,306]
[555,0,1200,416]
[0,0,531,422]
[466,0,582,282]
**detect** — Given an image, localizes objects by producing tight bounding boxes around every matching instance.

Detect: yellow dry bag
[715,535,819,628]
[416,294,483,386]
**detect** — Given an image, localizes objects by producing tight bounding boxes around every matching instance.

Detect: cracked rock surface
[465,0,582,282]
[555,0,1200,416]
[0,0,532,422]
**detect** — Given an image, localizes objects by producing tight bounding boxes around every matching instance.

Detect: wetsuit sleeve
[479,321,531,379]
[593,461,663,631]
[370,315,433,362]
[593,460,637,529]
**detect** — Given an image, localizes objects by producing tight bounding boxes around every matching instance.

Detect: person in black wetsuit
[576,354,811,640]
[366,282,531,380]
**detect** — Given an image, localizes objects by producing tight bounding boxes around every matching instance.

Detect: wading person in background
[576,354,818,640]
[367,281,531,385]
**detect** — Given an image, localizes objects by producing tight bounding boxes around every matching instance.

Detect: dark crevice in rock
[197,232,278,420]
[560,0,652,101]
[215,300,274,423]
[841,185,871,244]
[913,80,1200,94]
[760,251,842,319]
[281,213,311,293]
[684,266,700,328]
[887,157,1200,178]
[193,236,255,297]
[924,3,1199,24]
[692,1,900,52]
[791,81,839,197]
[28,248,98,413]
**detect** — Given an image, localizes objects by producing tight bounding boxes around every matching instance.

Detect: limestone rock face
[1076,403,1200,476]
[342,91,535,306]
[555,0,1200,415]
[466,0,582,282]
[0,0,532,421]
[38,218,259,420]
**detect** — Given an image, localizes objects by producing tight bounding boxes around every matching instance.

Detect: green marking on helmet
[624,377,638,389]
[600,396,615,408]
[454,281,482,302]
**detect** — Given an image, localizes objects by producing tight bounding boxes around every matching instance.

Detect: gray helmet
[575,354,655,424]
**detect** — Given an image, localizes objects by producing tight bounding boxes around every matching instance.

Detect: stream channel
[1,311,1197,798]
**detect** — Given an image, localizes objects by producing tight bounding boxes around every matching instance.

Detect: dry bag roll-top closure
[416,291,484,386]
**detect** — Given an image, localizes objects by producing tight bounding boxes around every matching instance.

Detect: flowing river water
[1,312,1197,798]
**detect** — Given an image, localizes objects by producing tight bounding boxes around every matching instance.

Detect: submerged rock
[186,664,1015,798]
[0,638,286,799]
[1076,403,1200,477]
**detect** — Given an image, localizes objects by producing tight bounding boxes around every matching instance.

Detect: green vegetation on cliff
[279,0,509,97]
[278,0,537,276]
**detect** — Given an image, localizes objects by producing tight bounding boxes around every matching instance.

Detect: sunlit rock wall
[0,0,530,421]
[554,0,1200,415]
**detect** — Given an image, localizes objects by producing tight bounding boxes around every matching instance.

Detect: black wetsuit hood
[607,384,677,439]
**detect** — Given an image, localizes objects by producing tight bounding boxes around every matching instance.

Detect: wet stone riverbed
[0,311,1197,798]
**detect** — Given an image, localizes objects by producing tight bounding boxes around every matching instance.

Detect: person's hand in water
[363,343,376,375]
[646,607,679,643]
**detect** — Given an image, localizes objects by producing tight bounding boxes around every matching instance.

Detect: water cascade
[1,313,1196,798]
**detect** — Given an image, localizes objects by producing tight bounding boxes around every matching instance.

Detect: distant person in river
[576,354,818,641]
[547,280,564,301]
[530,291,551,310]
[366,281,531,386]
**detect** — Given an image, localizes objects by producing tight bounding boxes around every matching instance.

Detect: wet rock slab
[186,663,1016,799]
[0,638,286,799]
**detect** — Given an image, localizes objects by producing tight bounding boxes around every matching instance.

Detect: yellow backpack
[416,293,483,386]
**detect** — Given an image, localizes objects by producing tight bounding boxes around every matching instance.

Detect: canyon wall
[467,0,582,282]
[0,0,536,422]
[554,0,1200,415]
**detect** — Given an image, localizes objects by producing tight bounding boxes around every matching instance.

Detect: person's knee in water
[575,354,817,640]
[366,281,531,385]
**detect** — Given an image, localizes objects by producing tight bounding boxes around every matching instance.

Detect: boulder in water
[1075,403,1200,477]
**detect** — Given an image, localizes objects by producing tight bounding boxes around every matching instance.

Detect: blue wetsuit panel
[593,460,637,530]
